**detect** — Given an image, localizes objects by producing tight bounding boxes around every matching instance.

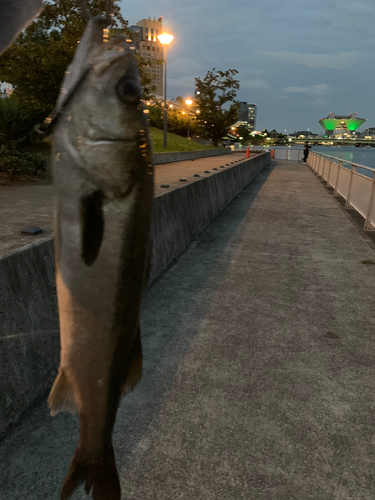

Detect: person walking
[303,141,311,163]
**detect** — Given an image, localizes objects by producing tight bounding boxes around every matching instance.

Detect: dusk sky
[120,0,374,134]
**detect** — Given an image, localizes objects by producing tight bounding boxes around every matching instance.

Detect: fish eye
[116,78,141,104]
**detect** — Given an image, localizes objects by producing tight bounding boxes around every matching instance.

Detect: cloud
[285,83,330,96]
[241,79,269,89]
[167,75,195,88]
[260,50,364,70]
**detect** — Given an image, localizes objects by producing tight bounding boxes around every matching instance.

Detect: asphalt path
[1,160,375,499]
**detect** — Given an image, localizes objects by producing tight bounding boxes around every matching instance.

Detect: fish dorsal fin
[48,370,78,417]
[55,15,107,112]
[40,15,108,135]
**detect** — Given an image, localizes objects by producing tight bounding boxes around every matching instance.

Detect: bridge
[289,137,375,146]
[1,151,375,499]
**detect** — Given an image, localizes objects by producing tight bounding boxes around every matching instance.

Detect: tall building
[128,17,164,97]
[236,102,257,131]
[247,104,257,131]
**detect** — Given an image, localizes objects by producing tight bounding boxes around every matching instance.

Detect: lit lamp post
[185,98,193,139]
[157,32,174,148]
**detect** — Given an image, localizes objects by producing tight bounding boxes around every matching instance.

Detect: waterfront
[272,145,375,178]
[311,146,375,171]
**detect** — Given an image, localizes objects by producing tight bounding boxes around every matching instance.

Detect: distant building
[269,129,279,139]
[363,127,375,137]
[319,112,366,137]
[128,17,163,96]
[235,102,257,131]
[288,131,319,138]
[0,81,13,98]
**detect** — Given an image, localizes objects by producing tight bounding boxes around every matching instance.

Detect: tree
[167,109,198,138]
[195,68,240,146]
[234,125,251,144]
[0,0,155,116]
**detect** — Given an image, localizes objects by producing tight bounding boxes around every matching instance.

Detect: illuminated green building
[319,112,366,137]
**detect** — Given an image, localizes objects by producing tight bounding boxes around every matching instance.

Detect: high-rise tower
[128,17,164,97]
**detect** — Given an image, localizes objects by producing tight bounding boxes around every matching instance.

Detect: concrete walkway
[0,152,249,256]
[1,161,375,499]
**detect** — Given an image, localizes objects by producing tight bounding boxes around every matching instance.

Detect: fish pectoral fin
[80,190,105,267]
[121,330,143,397]
[48,369,78,417]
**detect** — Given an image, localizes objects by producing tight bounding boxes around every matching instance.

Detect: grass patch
[20,128,217,158]
[150,127,217,153]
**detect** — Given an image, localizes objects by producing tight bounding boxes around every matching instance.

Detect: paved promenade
[0,152,249,256]
[1,160,375,499]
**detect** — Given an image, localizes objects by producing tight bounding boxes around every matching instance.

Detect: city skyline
[120,0,375,134]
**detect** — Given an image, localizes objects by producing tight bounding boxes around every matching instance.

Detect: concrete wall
[0,152,270,435]
[153,148,231,165]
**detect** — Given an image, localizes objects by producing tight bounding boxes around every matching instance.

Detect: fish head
[80,36,146,142]
[59,32,152,195]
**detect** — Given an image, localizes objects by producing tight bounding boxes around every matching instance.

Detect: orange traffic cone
[245,146,250,158]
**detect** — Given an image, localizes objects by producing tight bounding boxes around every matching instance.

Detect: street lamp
[157,32,174,148]
[185,99,193,139]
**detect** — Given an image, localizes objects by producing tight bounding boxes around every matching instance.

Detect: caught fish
[0,0,44,54]
[47,16,154,500]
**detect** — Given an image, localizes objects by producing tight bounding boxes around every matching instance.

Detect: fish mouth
[82,138,133,146]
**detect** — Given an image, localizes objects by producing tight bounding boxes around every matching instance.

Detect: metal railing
[307,152,375,231]
[273,148,302,161]
[230,145,303,161]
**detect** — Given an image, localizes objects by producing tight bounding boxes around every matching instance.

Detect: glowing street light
[185,99,193,106]
[157,33,174,45]
[157,32,174,148]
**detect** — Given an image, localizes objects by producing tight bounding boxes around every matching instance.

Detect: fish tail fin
[121,328,143,396]
[60,446,121,500]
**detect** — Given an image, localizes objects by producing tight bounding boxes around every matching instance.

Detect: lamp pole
[157,33,174,149]
[163,46,168,148]
[185,98,193,140]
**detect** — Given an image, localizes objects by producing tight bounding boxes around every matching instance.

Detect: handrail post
[326,158,332,186]
[345,164,356,209]
[364,172,375,230]
[317,156,322,177]
[333,160,342,195]
[312,152,317,170]
[321,156,326,179]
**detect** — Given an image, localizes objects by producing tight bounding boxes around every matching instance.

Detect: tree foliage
[0,99,39,148]
[234,125,252,144]
[0,0,156,116]
[147,102,199,138]
[195,68,240,146]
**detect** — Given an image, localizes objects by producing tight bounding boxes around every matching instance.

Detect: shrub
[0,98,40,148]
[0,148,47,181]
